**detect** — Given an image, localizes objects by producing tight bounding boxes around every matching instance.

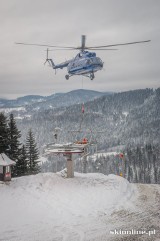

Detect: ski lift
[43,103,104,177]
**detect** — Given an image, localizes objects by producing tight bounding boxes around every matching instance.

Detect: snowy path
[108,183,160,241]
[0,173,159,241]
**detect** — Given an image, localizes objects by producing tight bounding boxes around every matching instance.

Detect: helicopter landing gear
[90,73,95,80]
[65,75,70,80]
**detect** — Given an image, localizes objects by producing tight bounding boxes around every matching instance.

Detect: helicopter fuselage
[67,51,103,79]
[47,51,103,80]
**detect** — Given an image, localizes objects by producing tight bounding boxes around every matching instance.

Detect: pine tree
[8,113,22,160]
[26,129,40,174]
[16,145,28,176]
[8,114,22,176]
[0,112,9,154]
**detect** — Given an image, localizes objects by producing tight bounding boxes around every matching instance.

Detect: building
[0,153,15,181]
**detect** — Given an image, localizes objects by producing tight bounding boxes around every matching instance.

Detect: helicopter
[16,35,150,80]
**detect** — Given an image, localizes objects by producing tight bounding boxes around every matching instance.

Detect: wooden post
[122,156,125,178]
[66,154,74,178]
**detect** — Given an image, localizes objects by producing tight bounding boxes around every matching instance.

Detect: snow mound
[0,173,137,241]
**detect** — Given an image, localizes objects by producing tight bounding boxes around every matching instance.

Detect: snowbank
[0,172,137,241]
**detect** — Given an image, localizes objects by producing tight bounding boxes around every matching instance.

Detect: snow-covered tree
[16,145,28,176]
[0,112,9,154]
[8,113,22,160]
[8,114,22,176]
[26,129,40,174]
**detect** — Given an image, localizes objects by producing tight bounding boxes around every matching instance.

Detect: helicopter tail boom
[44,48,71,70]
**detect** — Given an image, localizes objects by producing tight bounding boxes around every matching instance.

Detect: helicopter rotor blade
[87,40,151,49]
[44,48,49,65]
[46,48,49,59]
[15,42,76,49]
[44,48,78,51]
[15,39,151,51]
[86,48,118,50]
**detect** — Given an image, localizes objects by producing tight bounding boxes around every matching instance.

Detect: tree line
[0,112,40,177]
[82,144,160,184]
[125,144,160,184]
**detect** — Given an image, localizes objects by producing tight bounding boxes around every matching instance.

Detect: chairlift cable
[81,75,84,90]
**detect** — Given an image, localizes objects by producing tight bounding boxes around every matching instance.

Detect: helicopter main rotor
[15,35,151,51]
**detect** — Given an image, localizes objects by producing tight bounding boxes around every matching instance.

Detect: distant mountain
[27,89,109,111]
[0,94,58,108]
[0,89,110,114]
[15,88,160,151]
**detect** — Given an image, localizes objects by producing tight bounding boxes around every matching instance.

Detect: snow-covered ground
[0,173,159,241]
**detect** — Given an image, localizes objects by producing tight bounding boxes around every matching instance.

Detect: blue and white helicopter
[16,35,150,80]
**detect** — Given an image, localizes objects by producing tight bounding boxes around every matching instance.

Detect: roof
[0,153,16,166]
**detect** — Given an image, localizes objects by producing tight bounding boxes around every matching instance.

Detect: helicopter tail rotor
[44,48,49,65]
[44,48,56,70]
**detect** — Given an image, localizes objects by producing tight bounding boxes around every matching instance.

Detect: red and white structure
[0,153,15,181]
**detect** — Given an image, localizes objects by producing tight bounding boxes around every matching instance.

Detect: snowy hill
[0,173,159,241]
[16,88,160,150]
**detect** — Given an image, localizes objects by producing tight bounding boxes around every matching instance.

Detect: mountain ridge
[0,89,111,110]
[14,87,160,151]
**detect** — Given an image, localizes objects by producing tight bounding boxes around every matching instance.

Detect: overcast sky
[0,0,160,99]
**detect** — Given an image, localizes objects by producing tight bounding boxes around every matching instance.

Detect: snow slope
[0,173,159,241]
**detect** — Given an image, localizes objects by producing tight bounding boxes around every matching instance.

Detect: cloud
[0,0,160,98]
